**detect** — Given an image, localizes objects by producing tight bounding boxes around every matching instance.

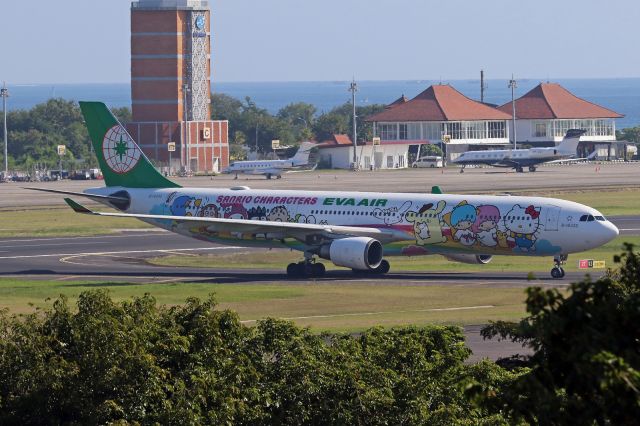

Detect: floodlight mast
[1,82,8,177]
[349,79,358,168]
[508,75,518,150]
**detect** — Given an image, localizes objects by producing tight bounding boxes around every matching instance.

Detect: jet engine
[443,254,493,264]
[319,237,383,270]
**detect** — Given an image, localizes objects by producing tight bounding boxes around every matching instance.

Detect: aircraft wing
[544,156,592,164]
[63,198,405,243]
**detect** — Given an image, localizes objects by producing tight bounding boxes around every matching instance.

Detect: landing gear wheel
[277,175,282,179]
[312,263,325,277]
[550,254,568,279]
[266,174,272,180]
[287,263,303,278]
[529,166,537,172]
[516,166,524,173]
[551,267,565,279]
[460,168,465,173]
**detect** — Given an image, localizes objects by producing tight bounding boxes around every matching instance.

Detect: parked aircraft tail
[79,102,180,188]
[556,129,586,155]
[291,141,316,166]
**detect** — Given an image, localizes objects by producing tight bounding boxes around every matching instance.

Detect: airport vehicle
[34,103,618,279]
[223,142,316,179]
[412,156,443,168]
[452,129,586,173]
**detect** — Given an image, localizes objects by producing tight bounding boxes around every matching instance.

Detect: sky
[2,0,639,84]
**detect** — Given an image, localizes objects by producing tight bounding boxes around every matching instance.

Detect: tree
[477,243,640,424]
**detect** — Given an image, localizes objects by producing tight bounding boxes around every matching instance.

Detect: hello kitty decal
[504,204,541,252]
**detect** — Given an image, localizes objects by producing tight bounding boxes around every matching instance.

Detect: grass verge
[0,278,532,332]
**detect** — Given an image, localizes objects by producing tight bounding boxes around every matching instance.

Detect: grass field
[0,207,150,237]
[149,236,639,276]
[0,278,534,332]
[0,189,638,238]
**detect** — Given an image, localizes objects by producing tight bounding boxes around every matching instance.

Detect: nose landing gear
[551,254,567,279]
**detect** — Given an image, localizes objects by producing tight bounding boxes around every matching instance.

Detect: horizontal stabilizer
[64,198,94,214]
[24,187,130,203]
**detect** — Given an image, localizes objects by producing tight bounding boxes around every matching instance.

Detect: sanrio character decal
[373,201,412,225]
[449,201,477,246]
[405,200,447,245]
[267,205,290,222]
[472,205,502,248]
[247,206,267,221]
[221,202,248,219]
[198,203,220,218]
[169,195,202,216]
[504,204,541,252]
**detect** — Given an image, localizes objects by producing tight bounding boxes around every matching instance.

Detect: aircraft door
[544,205,561,231]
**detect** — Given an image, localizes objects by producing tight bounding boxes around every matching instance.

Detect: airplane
[223,141,316,179]
[31,103,619,280]
[452,129,588,173]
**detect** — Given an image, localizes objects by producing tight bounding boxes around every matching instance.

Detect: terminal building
[126,0,228,174]
[496,82,625,159]
[364,85,513,164]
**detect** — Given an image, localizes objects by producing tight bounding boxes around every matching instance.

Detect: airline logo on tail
[102,125,142,174]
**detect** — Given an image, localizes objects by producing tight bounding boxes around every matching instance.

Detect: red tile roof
[497,83,623,119]
[365,85,512,122]
[317,134,353,148]
[386,95,409,108]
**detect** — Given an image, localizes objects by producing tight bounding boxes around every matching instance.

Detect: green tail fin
[79,101,180,188]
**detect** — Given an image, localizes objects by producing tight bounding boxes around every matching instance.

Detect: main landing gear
[551,254,567,279]
[529,166,537,172]
[286,253,326,278]
[516,166,524,173]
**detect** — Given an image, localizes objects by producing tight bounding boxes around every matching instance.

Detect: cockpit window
[579,215,588,222]
[595,215,605,221]
[587,215,595,222]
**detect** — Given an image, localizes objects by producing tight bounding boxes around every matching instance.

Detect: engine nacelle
[319,237,383,270]
[443,254,493,265]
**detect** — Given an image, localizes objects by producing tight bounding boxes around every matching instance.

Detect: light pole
[508,75,518,150]
[348,79,358,169]
[1,82,8,177]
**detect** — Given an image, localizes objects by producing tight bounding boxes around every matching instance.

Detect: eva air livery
[36,102,619,279]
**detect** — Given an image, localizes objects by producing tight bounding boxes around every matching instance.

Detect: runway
[1,222,634,363]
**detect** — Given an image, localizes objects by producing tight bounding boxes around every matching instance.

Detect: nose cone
[594,221,619,247]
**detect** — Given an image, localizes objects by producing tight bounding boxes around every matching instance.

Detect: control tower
[127,0,228,173]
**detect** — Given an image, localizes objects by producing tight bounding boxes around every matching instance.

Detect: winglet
[431,185,444,194]
[64,198,94,214]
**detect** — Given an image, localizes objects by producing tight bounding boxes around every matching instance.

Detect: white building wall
[319,144,412,170]
[510,119,617,145]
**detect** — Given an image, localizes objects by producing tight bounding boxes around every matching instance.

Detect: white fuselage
[453,147,573,168]
[87,186,618,258]
[224,159,295,176]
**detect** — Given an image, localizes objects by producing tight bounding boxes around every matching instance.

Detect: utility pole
[1,82,8,177]
[480,70,487,103]
[508,75,518,150]
[183,83,190,172]
[348,78,358,168]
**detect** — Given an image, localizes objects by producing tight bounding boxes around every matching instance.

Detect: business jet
[223,141,316,179]
[32,103,618,280]
[453,129,587,173]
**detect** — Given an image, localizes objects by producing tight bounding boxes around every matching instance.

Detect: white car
[412,156,443,168]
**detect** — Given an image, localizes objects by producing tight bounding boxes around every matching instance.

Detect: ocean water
[6,78,640,129]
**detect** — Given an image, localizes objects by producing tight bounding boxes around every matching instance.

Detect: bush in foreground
[0,291,517,424]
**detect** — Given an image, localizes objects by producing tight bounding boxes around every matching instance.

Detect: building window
[408,123,421,139]
[533,121,547,138]
[379,123,397,141]
[488,121,506,139]
[422,122,441,140]
[399,123,408,140]
[446,122,463,140]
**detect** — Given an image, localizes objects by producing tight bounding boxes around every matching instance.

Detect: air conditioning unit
[201,128,211,139]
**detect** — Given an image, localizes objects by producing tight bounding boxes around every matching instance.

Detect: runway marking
[0,241,111,249]
[240,305,495,323]
[619,228,640,231]
[0,246,241,260]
